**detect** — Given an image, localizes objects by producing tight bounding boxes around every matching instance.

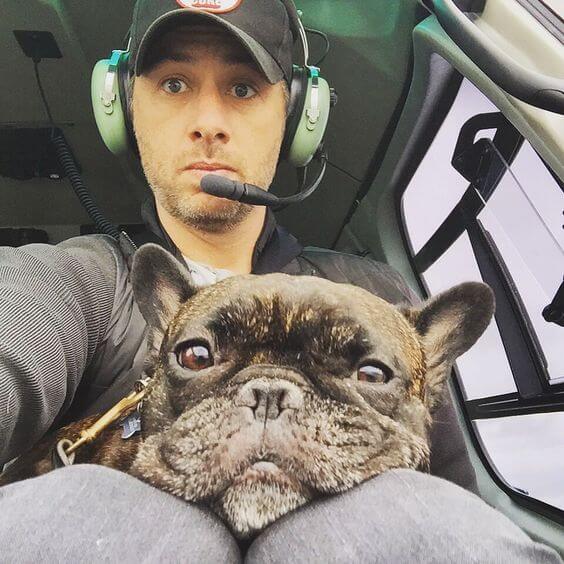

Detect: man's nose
[236,379,304,422]
[188,89,230,145]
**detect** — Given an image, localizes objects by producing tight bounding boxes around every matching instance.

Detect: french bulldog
[0,244,494,538]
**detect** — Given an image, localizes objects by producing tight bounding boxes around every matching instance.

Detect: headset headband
[91,2,332,168]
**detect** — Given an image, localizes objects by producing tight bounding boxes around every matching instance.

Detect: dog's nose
[236,378,303,421]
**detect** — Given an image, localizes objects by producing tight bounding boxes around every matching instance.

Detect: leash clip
[52,377,151,467]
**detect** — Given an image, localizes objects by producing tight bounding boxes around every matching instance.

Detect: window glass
[401,72,563,514]
[402,77,563,391]
[423,233,517,399]
[475,413,564,510]
[401,80,498,254]
[477,142,564,383]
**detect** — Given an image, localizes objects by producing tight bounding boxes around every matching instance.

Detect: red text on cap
[176,0,243,13]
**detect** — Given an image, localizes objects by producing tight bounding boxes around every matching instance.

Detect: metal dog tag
[121,412,142,439]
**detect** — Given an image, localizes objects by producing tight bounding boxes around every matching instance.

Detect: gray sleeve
[0,235,122,465]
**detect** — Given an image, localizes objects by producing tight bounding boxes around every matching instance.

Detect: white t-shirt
[182,255,234,288]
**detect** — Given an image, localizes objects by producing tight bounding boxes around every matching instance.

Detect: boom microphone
[201,175,280,206]
[200,152,328,208]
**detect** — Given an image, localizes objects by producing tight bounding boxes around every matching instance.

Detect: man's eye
[230,83,257,99]
[176,342,214,371]
[162,78,187,94]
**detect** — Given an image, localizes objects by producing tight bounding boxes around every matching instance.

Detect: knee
[0,464,242,563]
[38,463,145,495]
[247,470,561,564]
[2,463,167,508]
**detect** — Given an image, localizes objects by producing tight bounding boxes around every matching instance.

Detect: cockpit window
[401,76,564,515]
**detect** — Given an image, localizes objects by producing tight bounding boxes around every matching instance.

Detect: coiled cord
[50,131,121,241]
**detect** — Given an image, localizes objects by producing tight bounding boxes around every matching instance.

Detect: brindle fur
[0,244,494,538]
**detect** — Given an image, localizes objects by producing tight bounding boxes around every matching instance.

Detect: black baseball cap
[129,0,299,85]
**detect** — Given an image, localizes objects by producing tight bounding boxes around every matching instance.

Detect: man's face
[132,24,287,233]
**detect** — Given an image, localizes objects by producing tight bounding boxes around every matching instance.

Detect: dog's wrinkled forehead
[167,273,420,365]
[212,293,366,357]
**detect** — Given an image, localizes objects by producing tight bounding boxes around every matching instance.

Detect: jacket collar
[139,197,303,274]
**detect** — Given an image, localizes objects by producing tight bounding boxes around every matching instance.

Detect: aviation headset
[91,0,331,170]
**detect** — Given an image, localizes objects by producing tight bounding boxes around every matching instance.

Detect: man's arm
[0,235,123,465]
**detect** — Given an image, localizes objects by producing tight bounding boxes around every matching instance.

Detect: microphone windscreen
[200,174,279,206]
[200,174,238,198]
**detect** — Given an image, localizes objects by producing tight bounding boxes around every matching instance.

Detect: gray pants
[0,465,560,563]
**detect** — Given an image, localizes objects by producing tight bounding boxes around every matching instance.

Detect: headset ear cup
[281,66,308,161]
[91,55,130,156]
[117,61,141,159]
[285,73,331,168]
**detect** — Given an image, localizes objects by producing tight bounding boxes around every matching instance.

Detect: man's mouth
[183,162,237,179]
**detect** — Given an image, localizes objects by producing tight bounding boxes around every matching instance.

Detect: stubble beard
[155,184,252,234]
[138,138,281,235]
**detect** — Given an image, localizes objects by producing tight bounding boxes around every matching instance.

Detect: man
[0,1,561,562]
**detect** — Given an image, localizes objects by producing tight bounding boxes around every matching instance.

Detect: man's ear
[402,282,495,411]
[131,243,197,333]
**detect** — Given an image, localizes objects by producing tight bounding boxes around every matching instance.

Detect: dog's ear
[402,282,494,411]
[131,243,197,333]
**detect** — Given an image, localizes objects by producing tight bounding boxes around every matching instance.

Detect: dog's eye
[176,342,214,371]
[357,363,393,384]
